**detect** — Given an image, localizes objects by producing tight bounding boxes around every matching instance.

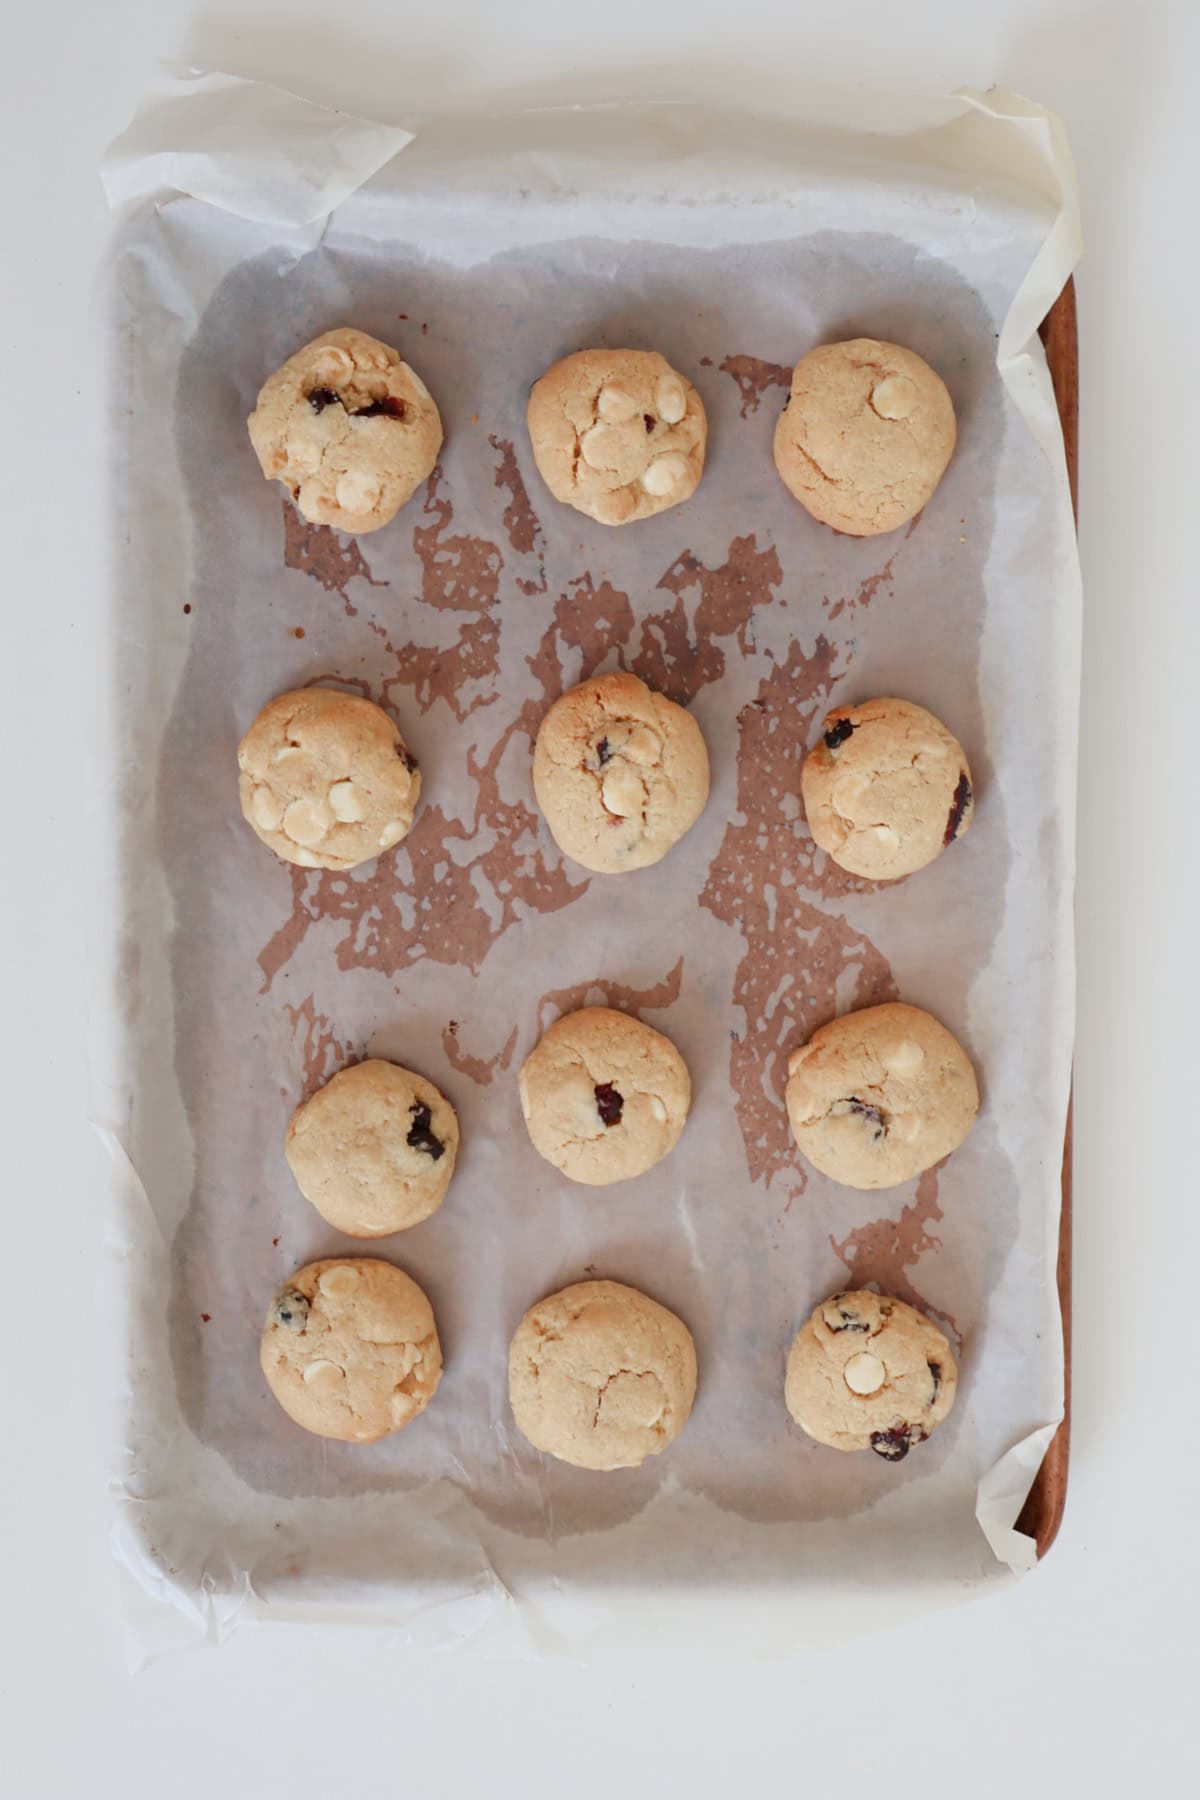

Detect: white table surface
[5,1,1197,1791]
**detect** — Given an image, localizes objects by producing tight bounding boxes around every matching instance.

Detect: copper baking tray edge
[1015,277,1077,1557]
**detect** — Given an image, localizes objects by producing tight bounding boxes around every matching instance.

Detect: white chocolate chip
[580,422,624,471]
[328,778,367,823]
[655,377,686,424]
[271,743,302,764]
[313,346,354,383]
[282,796,333,847]
[870,374,919,421]
[292,848,320,868]
[403,364,430,400]
[649,1097,668,1124]
[334,469,382,514]
[885,1039,925,1076]
[597,384,638,423]
[378,819,408,848]
[251,786,284,831]
[318,1265,361,1300]
[872,825,900,850]
[601,766,646,818]
[844,1351,886,1395]
[640,452,690,497]
[301,1359,344,1386]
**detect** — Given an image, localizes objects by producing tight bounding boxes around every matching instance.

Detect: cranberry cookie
[785,1289,957,1460]
[509,1279,697,1470]
[533,672,709,874]
[248,327,442,533]
[238,686,420,871]
[527,348,705,525]
[773,338,955,535]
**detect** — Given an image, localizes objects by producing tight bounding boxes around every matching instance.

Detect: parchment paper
[98,71,1081,1659]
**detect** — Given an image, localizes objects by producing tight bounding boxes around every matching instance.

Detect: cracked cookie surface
[801,696,974,880]
[238,686,421,871]
[518,1006,691,1185]
[773,337,955,535]
[785,1289,957,1457]
[508,1279,697,1469]
[260,1258,442,1442]
[248,326,442,534]
[527,348,706,525]
[533,671,710,874]
[785,1001,978,1189]
[285,1058,459,1236]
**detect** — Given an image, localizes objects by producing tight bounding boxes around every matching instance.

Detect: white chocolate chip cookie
[508,1279,697,1470]
[285,1059,459,1237]
[248,327,443,534]
[773,338,955,536]
[238,686,421,871]
[260,1258,442,1442]
[785,1002,978,1190]
[527,348,706,525]
[533,672,710,874]
[518,1006,691,1185]
[801,697,974,880]
[785,1289,957,1459]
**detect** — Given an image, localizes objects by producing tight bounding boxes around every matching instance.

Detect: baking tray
[103,84,1082,1651]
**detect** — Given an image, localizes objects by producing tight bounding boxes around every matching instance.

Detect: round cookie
[785,1289,957,1459]
[785,1002,978,1190]
[247,326,442,534]
[773,338,955,536]
[238,686,421,871]
[801,697,974,880]
[285,1059,459,1237]
[527,348,706,525]
[260,1258,442,1443]
[518,1006,691,1185]
[508,1279,698,1470]
[533,672,710,874]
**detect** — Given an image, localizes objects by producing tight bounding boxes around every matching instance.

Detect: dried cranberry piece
[396,744,418,772]
[870,1426,912,1461]
[308,387,341,413]
[595,737,612,766]
[354,396,407,420]
[644,413,656,432]
[594,1082,624,1127]
[406,1101,445,1160]
[823,717,855,751]
[847,1097,886,1139]
[928,1360,942,1401]
[944,772,973,845]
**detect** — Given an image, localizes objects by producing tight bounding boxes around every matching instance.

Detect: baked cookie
[527,348,706,525]
[773,338,955,536]
[260,1258,442,1443]
[785,1289,957,1459]
[248,327,442,534]
[518,1006,691,1185]
[785,1002,978,1189]
[238,686,421,871]
[801,697,974,880]
[508,1279,697,1470]
[533,672,710,874]
[285,1059,459,1237]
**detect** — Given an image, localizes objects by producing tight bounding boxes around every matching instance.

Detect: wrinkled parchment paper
[98,70,1081,1659]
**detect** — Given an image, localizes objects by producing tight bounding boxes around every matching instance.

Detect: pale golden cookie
[518,1006,691,1185]
[238,686,421,871]
[801,697,974,880]
[248,326,442,533]
[785,1289,957,1458]
[785,1002,978,1190]
[260,1258,442,1443]
[509,1279,697,1470]
[285,1059,459,1237]
[527,348,706,525]
[533,672,710,874]
[773,338,955,535]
